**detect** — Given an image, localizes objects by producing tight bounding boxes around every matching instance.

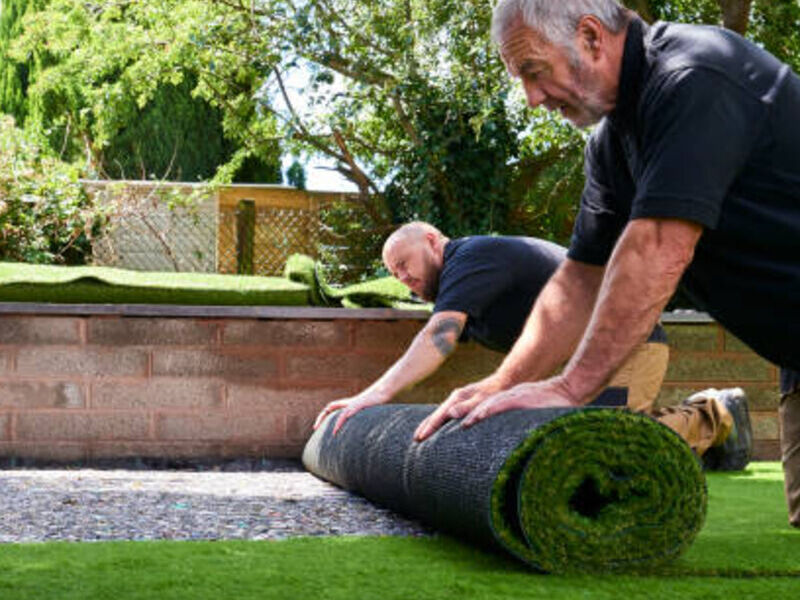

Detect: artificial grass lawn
[0,463,797,599]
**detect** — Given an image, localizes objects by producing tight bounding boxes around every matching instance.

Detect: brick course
[91,380,223,410]
[16,412,151,441]
[151,348,278,379]
[88,317,218,346]
[0,381,85,409]
[0,312,783,463]
[223,321,349,347]
[0,316,82,345]
[16,347,148,377]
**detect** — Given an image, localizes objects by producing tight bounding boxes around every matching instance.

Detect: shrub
[0,115,101,264]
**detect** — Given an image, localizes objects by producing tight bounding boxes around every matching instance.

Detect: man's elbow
[425,312,466,358]
[629,218,703,277]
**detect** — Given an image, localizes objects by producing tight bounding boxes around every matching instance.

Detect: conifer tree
[0,0,38,123]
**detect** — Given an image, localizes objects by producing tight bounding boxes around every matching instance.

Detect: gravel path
[0,462,430,543]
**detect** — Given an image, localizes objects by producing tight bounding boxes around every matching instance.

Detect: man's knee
[607,341,670,413]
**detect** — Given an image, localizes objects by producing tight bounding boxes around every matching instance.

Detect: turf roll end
[303,405,706,573]
[492,409,706,572]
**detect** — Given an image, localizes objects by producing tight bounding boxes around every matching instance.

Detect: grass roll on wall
[0,262,309,305]
[303,405,707,573]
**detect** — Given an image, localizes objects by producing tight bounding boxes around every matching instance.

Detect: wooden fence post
[236,199,256,275]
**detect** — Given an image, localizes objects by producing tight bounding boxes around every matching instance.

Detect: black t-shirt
[434,236,666,353]
[568,19,800,391]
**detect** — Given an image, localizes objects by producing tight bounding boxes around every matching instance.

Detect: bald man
[314,222,752,469]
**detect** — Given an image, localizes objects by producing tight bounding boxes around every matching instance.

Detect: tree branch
[271,67,348,162]
[307,51,396,87]
[718,0,752,35]
[391,95,421,146]
[312,0,394,60]
[331,129,380,196]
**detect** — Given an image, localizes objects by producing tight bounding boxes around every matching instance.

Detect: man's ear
[576,15,606,61]
[425,232,438,250]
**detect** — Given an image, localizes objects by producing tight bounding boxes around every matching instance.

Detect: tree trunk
[718,0,752,35]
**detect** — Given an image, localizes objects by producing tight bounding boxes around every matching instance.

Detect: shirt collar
[608,17,648,129]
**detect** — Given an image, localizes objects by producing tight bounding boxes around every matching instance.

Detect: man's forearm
[495,259,605,387]
[561,218,702,402]
[365,312,466,401]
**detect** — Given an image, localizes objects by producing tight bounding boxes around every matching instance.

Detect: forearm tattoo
[431,318,463,357]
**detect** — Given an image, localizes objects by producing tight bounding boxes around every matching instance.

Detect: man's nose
[523,81,547,108]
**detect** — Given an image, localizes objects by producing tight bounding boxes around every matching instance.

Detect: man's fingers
[462,397,501,428]
[413,409,447,442]
[446,394,484,419]
[413,392,463,440]
[312,406,334,430]
[312,409,329,430]
[313,400,347,430]
[462,390,522,428]
[414,388,482,441]
[332,408,354,435]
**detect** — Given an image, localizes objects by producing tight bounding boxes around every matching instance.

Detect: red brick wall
[0,312,781,463]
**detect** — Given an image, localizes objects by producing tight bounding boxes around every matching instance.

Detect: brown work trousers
[653,392,732,456]
[780,389,800,528]
[608,342,730,456]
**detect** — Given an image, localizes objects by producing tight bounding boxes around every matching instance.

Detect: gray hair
[491,0,631,48]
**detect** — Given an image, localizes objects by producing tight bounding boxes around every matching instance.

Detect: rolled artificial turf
[304,405,707,573]
[283,253,430,310]
[0,256,430,309]
[0,262,309,305]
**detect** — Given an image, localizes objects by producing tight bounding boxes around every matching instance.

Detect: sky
[281,154,358,193]
[272,57,362,193]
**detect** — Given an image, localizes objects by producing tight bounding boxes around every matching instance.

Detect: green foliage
[262,0,524,237]
[384,95,518,237]
[285,160,306,190]
[640,0,722,24]
[4,0,799,278]
[750,0,800,73]
[9,0,282,182]
[0,116,101,264]
[0,0,42,123]
[504,113,587,246]
[317,197,390,283]
[101,76,233,182]
[233,153,283,185]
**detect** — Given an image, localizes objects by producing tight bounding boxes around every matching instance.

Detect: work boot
[692,388,753,471]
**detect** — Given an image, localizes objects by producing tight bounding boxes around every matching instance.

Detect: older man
[414,0,800,526]
[315,221,750,468]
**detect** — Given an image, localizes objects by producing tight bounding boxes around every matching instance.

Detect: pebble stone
[0,461,431,543]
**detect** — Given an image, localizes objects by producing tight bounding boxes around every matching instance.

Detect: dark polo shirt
[433,236,667,353]
[568,18,800,392]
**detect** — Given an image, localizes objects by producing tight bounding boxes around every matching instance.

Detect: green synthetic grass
[672,462,799,576]
[0,463,797,600]
[0,262,309,306]
[284,253,429,309]
[488,409,706,572]
[0,257,429,308]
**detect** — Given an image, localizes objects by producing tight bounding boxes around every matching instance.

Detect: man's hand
[413,374,509,441]
[461,376,582,429]
[313,391,388,435]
